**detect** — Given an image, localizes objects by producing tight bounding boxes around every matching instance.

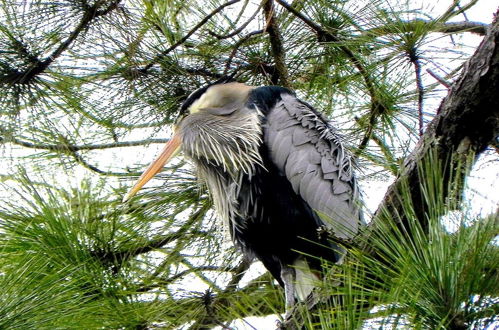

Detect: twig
[116,231,208,260]
[183,66,224,79]
[363,20,488,37]
[188,259,254,329]
[224,29,265,74]
[92,210,210,264]
[224,258,252,291]
[136,265,225,293]
[2,135,170,152]
[141,0,241,73]
[457,3,470,21]
[275,0,323,33]
[426,68,451,88]
[410,50,425,137]
[356,114,377,156]
[208,3,262,40]
[354,117,398,175]
[70,151,129,176]
[439,0,479,22]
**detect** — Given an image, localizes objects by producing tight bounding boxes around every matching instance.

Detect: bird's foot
[276,312,299,330]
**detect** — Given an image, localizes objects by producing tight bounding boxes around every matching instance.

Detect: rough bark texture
[374,14,499,227]
[263,0,291,87]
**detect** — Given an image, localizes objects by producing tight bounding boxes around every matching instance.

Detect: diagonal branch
[141,0,241,74]
[70,151,130,176]
[5,0,121,85]
[208,3,262,39]
[439,0,479,22]
[224,29,265,74]
[112,230,208,262]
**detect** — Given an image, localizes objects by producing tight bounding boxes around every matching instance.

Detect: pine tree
[0,0,497,328]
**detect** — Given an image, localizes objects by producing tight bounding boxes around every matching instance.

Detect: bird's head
[123,78,255,202]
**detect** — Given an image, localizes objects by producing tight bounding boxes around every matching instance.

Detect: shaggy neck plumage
[179,108,263,230]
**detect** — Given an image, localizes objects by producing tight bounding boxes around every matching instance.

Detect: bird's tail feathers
[293,258,320,301]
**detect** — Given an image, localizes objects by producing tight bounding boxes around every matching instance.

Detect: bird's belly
[231,168,340,274]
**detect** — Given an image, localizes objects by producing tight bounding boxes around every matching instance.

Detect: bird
[123,77,363,316]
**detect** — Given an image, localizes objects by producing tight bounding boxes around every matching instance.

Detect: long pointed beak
[123,133,182,202]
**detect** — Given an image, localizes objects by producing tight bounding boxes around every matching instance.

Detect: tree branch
[363,20,488,37]
[426,68,451,88]
[92,203,212,267]
[141,0,241,73]
[439,0,479,22]
[189,270,279,328]
[208,3,262,40]
[70,151,130,176]
[224,30,265,74]
[1,135,169,152]
[275,0,322,33]
[263,0,290,87]
[276,1,489,157]
[410,51,425,137]
[373,12,499,227]
[3,0,121,85]
[136,265,226,293]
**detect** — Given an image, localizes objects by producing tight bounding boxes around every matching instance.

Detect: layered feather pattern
[264,93,361,239]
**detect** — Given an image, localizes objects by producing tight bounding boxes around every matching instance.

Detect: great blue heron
[124,77,363,315]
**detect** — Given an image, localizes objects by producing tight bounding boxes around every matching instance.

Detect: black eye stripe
[179,76,235,115]
[180,85,210,114]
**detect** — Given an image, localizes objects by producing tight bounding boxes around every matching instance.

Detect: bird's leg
[281,266,296,320]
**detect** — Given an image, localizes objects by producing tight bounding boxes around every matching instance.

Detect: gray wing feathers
[265,93,362,239]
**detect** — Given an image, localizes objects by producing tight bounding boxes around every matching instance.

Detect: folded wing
[264,93,363,239]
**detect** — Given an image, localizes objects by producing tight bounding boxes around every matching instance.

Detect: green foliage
[0,0,497,328]
[296,155,498,329]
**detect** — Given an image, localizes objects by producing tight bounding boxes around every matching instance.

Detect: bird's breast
[179,110,263,176]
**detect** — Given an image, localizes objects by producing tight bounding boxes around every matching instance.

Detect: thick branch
[263,0,290,87]
[374,13,499,226]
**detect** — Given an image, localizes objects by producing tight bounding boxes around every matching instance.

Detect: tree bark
[373,12,499,228]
